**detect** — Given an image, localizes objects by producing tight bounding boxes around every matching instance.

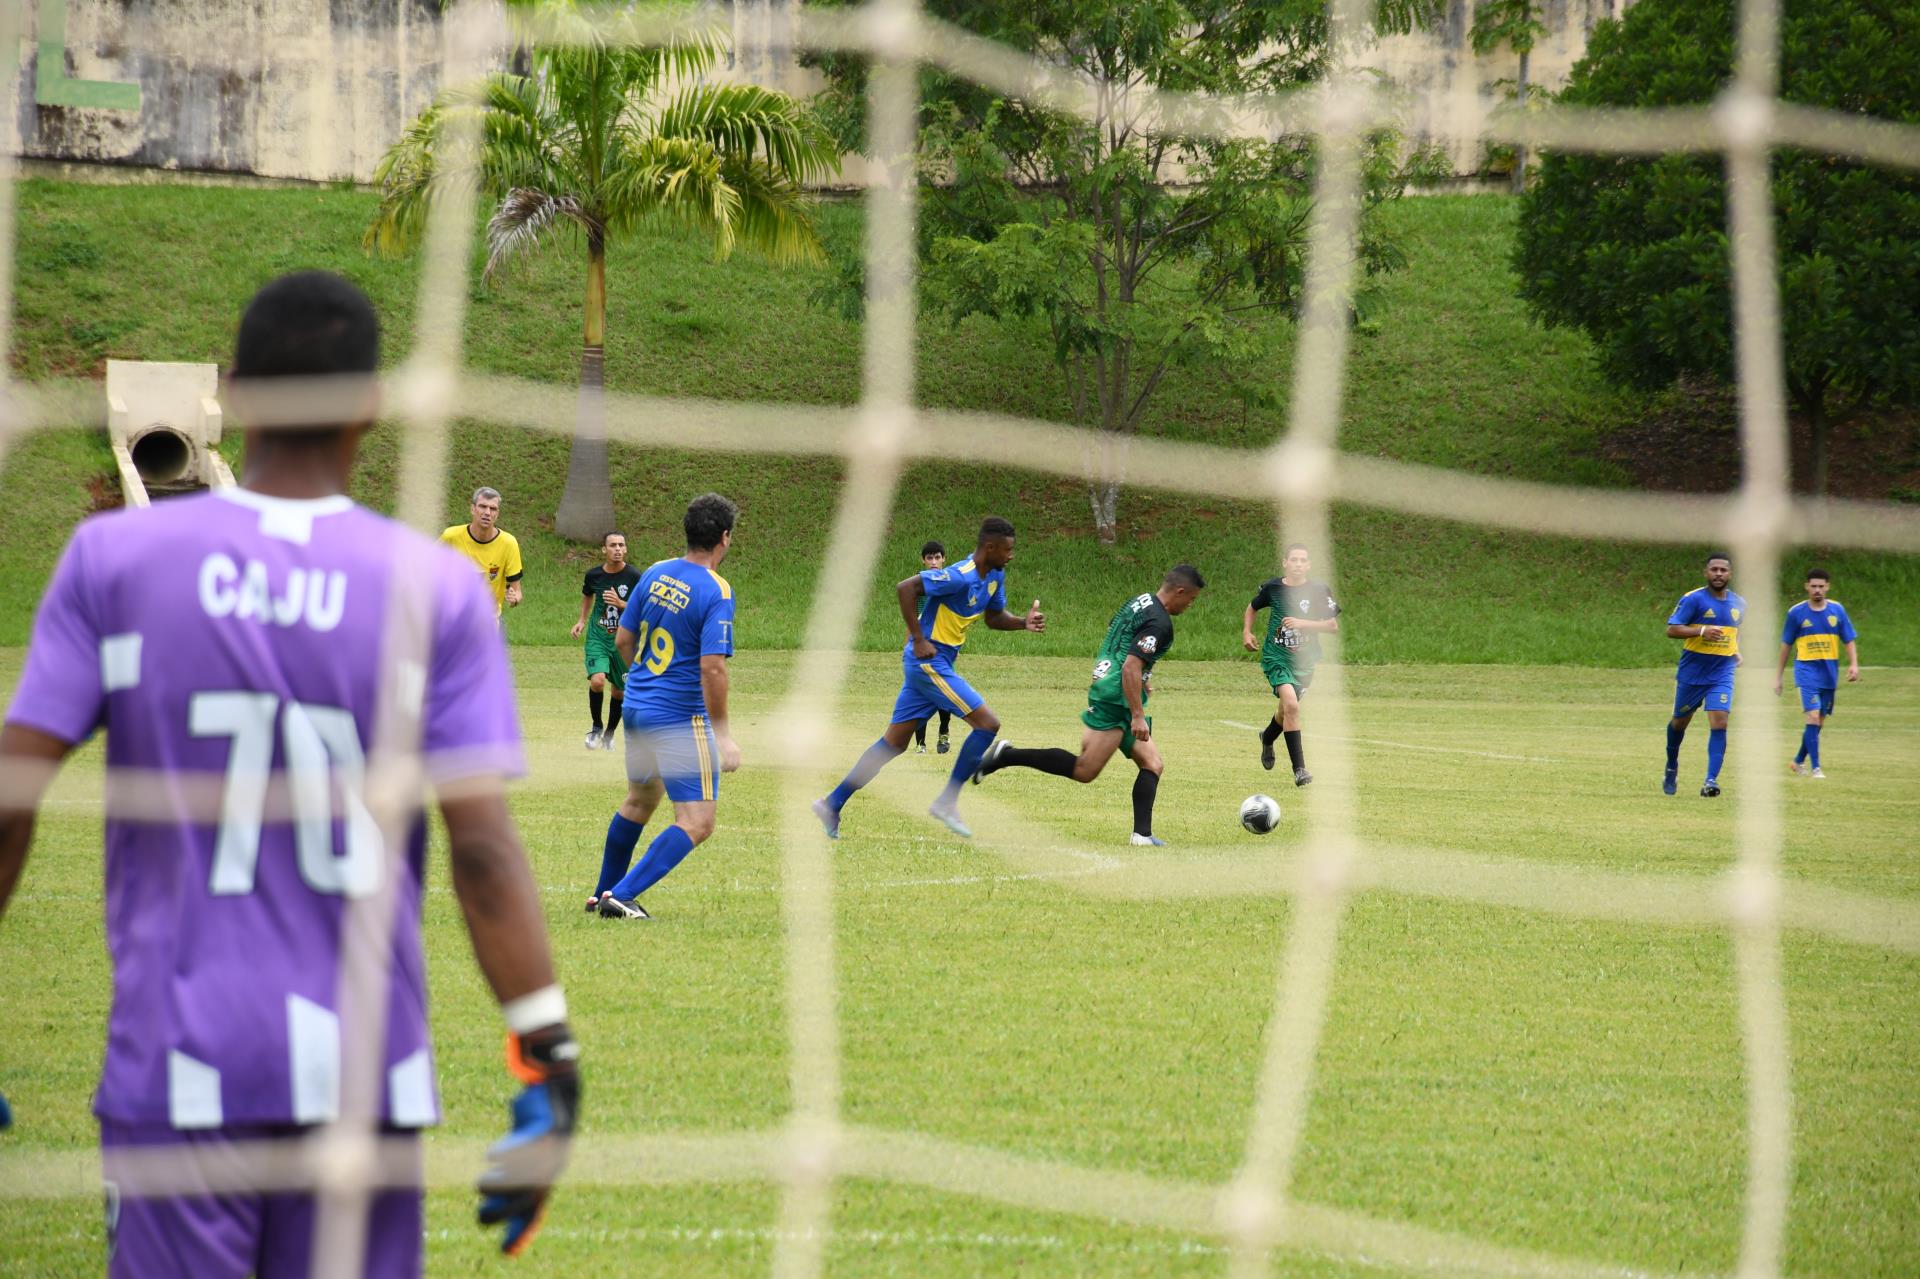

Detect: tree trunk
[1807,395,1829,496]
[1509,50,1530,196]
[555,237,618,541]
[1085,426,1130,544]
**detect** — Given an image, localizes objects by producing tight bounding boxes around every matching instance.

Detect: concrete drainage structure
[106,360,237,506]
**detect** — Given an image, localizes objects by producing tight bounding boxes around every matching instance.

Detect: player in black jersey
[1244,544,1340,785]
[571,531,642,749]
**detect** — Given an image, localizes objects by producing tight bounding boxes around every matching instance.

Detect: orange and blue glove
[477,1024,578,1257]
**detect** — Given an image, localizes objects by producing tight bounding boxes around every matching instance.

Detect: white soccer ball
[1239,794,1282,834]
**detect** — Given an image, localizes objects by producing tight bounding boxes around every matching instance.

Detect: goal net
[2,1,1918,1277]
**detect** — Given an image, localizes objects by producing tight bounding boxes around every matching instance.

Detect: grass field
[2,646,1916,1277]
[11,178,1919,664]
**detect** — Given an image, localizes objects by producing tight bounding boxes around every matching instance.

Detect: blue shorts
[1674,679,1734,717]
[1797,685,1836,716]
[623,711,721,803]
[890,651,983,725]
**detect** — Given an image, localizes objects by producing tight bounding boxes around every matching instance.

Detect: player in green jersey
[1244,544,1341,787]
[974,565,1205,845]
[572,530,642,750]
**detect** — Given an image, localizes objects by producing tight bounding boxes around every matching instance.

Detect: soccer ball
[1239,794,1282,834]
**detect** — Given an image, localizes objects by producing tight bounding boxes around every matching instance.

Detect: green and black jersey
[1250,577,1340,687]
[1082,592,1175,750]
[583,564,643,649]
[1087,592,1175,706]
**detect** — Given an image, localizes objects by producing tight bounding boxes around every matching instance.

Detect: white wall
[11,0,1628,184]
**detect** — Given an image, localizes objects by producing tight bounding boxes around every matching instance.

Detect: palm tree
[366,0,839,539]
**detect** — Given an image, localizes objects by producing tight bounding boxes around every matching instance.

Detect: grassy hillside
[8,178,1916,661]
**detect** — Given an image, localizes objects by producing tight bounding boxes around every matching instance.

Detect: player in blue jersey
[1773,567,1860,779]
[593,494,741,919]
[1664,552,1747,797]
[813,517,1045,840]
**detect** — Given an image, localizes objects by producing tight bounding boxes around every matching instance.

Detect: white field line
[427,1222,1238,1261]
[1,1127,1707,1279]
[1218,721,1557,764]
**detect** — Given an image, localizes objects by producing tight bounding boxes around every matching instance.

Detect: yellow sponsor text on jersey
[1794,633,1839,661]
[1683,626,1739,656]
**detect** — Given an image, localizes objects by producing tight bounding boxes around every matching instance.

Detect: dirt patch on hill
[1601,378,1920,500]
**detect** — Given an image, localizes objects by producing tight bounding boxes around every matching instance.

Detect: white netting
[3,1,1920,1277]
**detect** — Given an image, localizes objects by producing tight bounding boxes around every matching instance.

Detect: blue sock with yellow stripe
[610,825,697,900]
[828,739,904,811]
[940,727,998,805]
[596,813,645,897]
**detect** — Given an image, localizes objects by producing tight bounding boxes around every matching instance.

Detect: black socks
[997,746,1078,778]
[1132,770,1159,836]
[589,688,604,730]
[1284,730,1304,771]
[1260,719,1282,746]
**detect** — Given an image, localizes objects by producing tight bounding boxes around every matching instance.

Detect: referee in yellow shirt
[441,486,524,617]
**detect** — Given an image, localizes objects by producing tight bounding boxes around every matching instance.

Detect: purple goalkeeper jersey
[5,488,524,1131]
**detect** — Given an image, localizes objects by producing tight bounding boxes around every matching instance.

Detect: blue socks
[939,727,999,805]
[1798,723,1821,769]
[596,813,645,897]
[1665,723,1685,768]
[828,738,905,811]
[610,824,697,901]
[1706,727,1727,780]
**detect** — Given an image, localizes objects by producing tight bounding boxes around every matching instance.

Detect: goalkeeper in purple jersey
[0,274,577,1274]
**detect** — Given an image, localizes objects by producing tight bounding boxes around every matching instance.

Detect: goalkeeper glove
[477,1023,579,1257]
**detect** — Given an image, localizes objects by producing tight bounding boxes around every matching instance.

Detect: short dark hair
[684,493,738,550]
[1164,563,1206,590]
[920,540,945,558]
[1805,567,1829,582]
[1284,543,1309,556]
[1705,552,1731,565]
[230,272,381,439]
[978,516,1016,543]
[602,530,626,544]
[232,271,379,384]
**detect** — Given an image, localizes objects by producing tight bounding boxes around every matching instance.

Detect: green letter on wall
[36,0,141,110]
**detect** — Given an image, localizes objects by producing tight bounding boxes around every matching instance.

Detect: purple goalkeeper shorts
[100,1121,422,1278]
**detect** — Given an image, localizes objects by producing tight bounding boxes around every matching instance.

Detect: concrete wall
[12,0,1627,184]
[1374,0,1626,172]
[13,0,455,183]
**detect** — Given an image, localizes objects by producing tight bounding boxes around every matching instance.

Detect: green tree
[813,0,1441,542]
[368,0,838,539]
[1469,0,1546,193]
[1514,0,1920,494]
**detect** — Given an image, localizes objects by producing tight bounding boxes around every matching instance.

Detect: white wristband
[502,985,568,1035]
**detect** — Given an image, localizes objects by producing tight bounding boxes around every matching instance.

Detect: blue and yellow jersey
[1668,587,1747,683]
[618,557,735,721]
[1782,600,1856,688]
[911,556,1007,661]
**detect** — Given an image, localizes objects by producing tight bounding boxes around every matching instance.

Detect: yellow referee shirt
[440,524,523,615]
